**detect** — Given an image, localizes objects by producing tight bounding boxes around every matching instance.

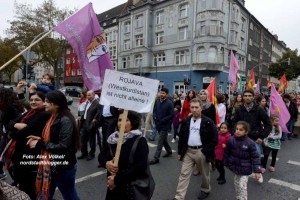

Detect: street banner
[54,3,113,91]
[254,79,260,94]
[228,50,239,86]
[100,69,159,113]
[278,74,288,94]
[270,83,290,133]
[206,77,220,126]
[246,69,255,90]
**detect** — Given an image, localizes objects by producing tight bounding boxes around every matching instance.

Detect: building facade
[64,46,83,87]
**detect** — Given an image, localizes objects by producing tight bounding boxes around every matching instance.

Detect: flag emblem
[87,33,109,63]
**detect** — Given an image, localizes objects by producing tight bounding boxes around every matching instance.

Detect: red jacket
[215,131,231,160]
[180,100,190,120]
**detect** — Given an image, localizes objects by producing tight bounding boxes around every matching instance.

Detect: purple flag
[228,50,239,85]
[270,83,290,133]
[54,3,113,91]
[254,79,260,94]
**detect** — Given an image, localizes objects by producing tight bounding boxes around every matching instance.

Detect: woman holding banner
[98,110,151,200]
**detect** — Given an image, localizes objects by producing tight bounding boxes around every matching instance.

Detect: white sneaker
[171,138,176,143]
[258,174,263,183]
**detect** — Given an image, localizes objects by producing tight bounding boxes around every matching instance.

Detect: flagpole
[0,29,53,71]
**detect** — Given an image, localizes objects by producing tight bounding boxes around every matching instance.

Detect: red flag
[278,74,288,94]
[267,80,271,89]
[206,77,220,126]
[246,69,255,90]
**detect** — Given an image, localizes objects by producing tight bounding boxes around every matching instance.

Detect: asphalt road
[4,99,300,199]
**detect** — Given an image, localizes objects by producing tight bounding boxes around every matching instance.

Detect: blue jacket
[223,135,261,175]
[153,98,174,132]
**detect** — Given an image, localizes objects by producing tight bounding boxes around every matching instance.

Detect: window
[154,53,166,66]
[210,20,217,35]
[122,57,130,69]
[208,47,217,62]
[77,69,81,75]
[200,21,206,35]
[156,11,164,24]
[72,57,76,64]
[156,32,164,45]
[201,0,206,10]
[211,0,217,8]
[135,35,143,47]
[124,39,130,50]
[240,37,245,50]
[230,30,238,44]
[66,58,70,64]
[179,4,188,18]
[241,17,246,31]
[220,47,224,64]
[109,46,117,59]
[219,21,224,35]
[179,27,188,40]
[135,54,142,68]
[250,22,253,30]
[66,48,71,54]
[249,38,252,46]
[175,50,188,65]
[71,69,76,76]
[136,15,143,28]
[248,54,251,61]
[197,47,206,63]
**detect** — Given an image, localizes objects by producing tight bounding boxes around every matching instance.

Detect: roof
[97,3,127,23]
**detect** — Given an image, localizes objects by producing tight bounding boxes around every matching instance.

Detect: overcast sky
[0,0,299,50]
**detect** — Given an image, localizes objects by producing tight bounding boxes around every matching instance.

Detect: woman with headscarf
[98,110,150,200]
[199,89,216,124]
[27,90,80,200]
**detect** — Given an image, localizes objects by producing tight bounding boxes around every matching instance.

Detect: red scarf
[79,97,87,104]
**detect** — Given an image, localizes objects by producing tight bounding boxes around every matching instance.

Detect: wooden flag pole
[113,110,128,166]
[0,29,53,71]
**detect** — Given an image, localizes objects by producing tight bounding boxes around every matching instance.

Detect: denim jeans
[149,124,157,140]
[254,142,261,159]
[49,164,80,200]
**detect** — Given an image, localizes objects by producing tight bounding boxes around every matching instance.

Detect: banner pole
[0,29,53,71]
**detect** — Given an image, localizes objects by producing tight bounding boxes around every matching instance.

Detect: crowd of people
[0,74,299,200]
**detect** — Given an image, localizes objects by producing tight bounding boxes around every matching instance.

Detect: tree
[0,38,24,84]
[5,0,73,88]
[269,49,300,81]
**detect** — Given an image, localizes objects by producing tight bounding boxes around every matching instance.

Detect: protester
[173,92,182,109]
[261,115,282,173]
[78,89,88,117]
[78,90,101,160]
[22,73,56,94]
[179,90,196,121]
[8,88,50,199]
[98,110,150,200]
[214,122,231,185]
[216,93,226,127]
[171,105,181,143]
[173,98,218,200]
[256,95,270,116]
[293,97,300,138]
[150,87,174,165]
[282,94,298,140]
[0,88,23,180]
[27,90,80,200]
[199,89,216,124]
[223,121,261,200]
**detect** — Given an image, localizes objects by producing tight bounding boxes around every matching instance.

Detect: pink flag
[254,79,260,94]
[270,83,290,133]
[54,3,113,91]
[228,50,239,85]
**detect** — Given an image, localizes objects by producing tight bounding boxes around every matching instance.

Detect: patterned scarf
[35,113,58,200]
[107,129,142,145]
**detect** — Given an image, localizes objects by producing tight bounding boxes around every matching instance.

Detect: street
[4,99,300,200]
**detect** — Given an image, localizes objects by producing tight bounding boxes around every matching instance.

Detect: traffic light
[184,79,187,85]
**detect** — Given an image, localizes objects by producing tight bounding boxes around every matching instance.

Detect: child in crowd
[261,115,282,173]
[20,73,56,93]
[223,121,261,200]
[215,122,231,184]
[171,105,181,143]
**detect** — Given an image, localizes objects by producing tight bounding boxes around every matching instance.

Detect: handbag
[128,136,155,200]
[0,180,31,200]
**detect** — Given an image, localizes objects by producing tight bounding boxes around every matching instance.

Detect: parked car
[60,86,82,97]
[66,94,73,105]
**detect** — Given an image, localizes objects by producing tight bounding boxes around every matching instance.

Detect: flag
[237,74,243,91]
[254,79,260,94]
[228,50,239,86]
[278,74,288,94]
[267,80,271,89]
[270,83,290,133]
[54,3,113,91]
[246,69,255,90]
[206,77,220,126]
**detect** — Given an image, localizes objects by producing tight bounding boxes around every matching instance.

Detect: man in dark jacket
[150,87,174,165]
[174,98,218,200]
[231,90,272,157]
[283,94,298,140]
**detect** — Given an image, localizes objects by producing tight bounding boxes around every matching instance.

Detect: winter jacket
[153,98,174,132]
[215,132,231,160]
[178,115,218,162]
[202,104,217,124]
[231,103,272,141]
[173,112,180,128]
[180,100,190,120]
[223,135,261,175]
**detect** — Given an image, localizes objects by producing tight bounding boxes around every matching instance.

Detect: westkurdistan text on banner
[100,70,159,113]
[54,3,113,91]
